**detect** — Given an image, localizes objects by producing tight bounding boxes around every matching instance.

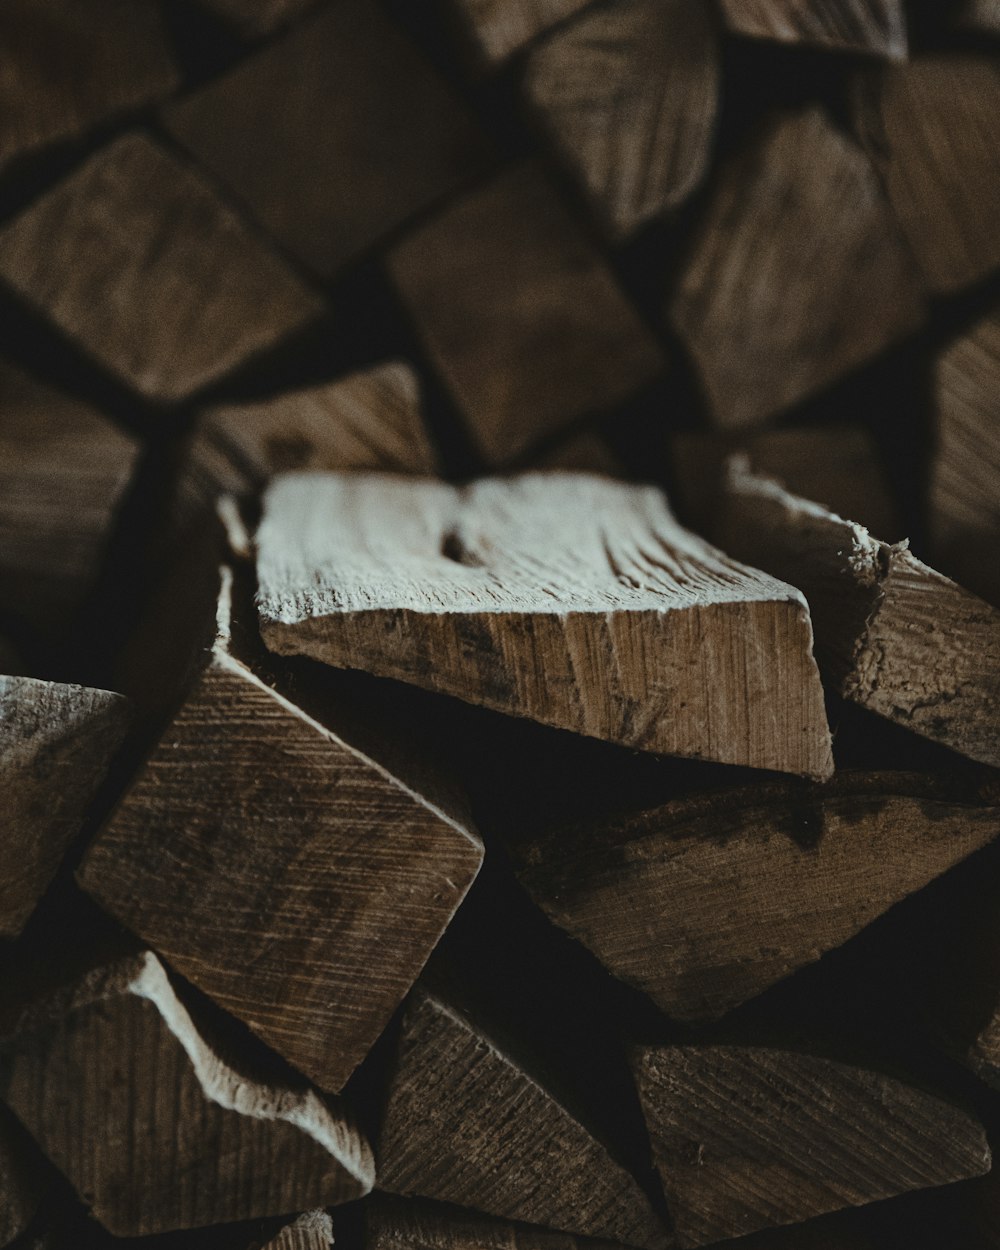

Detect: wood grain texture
[0,952,373,1235]
[0,0,177,172]
[719,0,906,57]
[631,1043,990,1247]
[256,471,834,778]
[265,1211,333,1250]
[512,772,1000,1024]
[854,55,1000,293]
[0,1106,45,1249]
[0,360,139,632]
[79,568,484,1094]
[163,0,489,279]
[377,986,667,1249]
[1,676,129,940]
[524,0,719,239]
[445,0,595,69]
[669,106,924,430]
[721,461,1000,767]
[387,163,664,463]
[0,134,323,404]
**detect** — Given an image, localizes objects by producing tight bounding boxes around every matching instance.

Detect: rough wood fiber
[524,0,719,239]
[721,462,1000,767]
[718,0,906,57]
[78,569,484,1094]
[0,1107,44,1248]
[377,986,667,1249]
[446,0,595,69]
[0,134,323,404]
[513,773,1000,1024]
[0,360,139,631]
[255,472,834,778]
[386,164,664,463]
[265,1211,333,1250]
[1,676,129,940]
[0,0,177,172]
[0,952,373,1235]
[631,1044,990,1247]
[163,0,489,279]
[669,107,924,430]
[854,56,1000,293]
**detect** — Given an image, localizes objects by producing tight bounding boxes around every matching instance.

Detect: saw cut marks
[0,134,323,404]
[524,0,719,239]
[632,1044,990,1247]
[719,0,907,58]
[669,106,924,430]
[255,471,834,778]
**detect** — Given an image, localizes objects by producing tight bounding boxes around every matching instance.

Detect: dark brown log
[255,471,834,777]
[443,0,595,71]
[668,106,924,430]
[524,0,719,239]
[163,0,490,280]
[386,163,665,463]
[0,135,323,404]
[718,0,906,58]
[264,1211,333,1250]
[0,1106,45,1249]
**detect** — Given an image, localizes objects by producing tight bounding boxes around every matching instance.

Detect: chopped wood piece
[854,56,1000,293]
[0,134,323,404]
[669,107,924,430]
[387,164,665,463]
[524,0,719,239]
[78,568,484,1094]
[631,1043,990,1247]
[0,951,373,1235]
[163,0,490,280]
[196,0,317,37]
[721,461,1000,767]
[1,676,129,940]
[255,472,834,778]
[445,0,595,70]
[0,361,139,632]
[512,772,1000,1024]
[718,0,906,58]
[0,0,178,172]
[377,985,667,1249]
[0,1107,45,1248]
[266,1211,333,1250]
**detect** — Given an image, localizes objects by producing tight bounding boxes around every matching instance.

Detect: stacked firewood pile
[2,0,1000,1248]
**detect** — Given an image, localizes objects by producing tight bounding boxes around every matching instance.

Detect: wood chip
[631,1043,990,1247]
[255,471,834,778]
[387,163,665,464]
[162,0,490,279]
[0,1107,45,1249]
[669,106,924,430]
[524,0,719,239]
[265,1211,334,1250]
[0,134,323,404]
[445,0,595,71]
[721,461,1000,767]
[718,0,907,58]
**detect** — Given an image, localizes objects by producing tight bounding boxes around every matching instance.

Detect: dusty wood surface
[0,1106,45,1248]
[1,676,129,940]
[512,772,1000,1024]
[631,1043,990,1247]
[163,0,489,279]
[721,462,1000,767]
[377,985,667,1249]
[79,568,484,1094]
[719,0,906,57]
[669,106,923,430]
[854,55,1000,294]
[263,1211,333,1250]
[445,0,595,70]
[386,163,664,464]
[0,360,139,633]
[0,134,323,404]
[256,471,834,777]
[524,0,718,239]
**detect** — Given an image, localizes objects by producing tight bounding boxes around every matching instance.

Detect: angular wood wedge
[266,1211,334,1250]
[255,472,834,778]
[721,461,1000,767]
[718,0,906,58]
[445,0,595,71]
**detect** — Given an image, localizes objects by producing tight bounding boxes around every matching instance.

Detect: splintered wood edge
[267,1208,335,1248]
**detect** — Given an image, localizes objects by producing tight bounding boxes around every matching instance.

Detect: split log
[630,1043,990,1247]
[510,772,1000,1025]
[386,163,664,464]
[255,471,834,778]
[718,0,906,58]
[264,1211,333,1250]
[1,676,129,940]
[0,951,373,1235]
[524,0,719,239]
[0,0,177,173]
[0,1107,45,1249]
[163,0,490,280]
[0,360,139,633]
[854,55,1000,293]
[720,461,1000,767]
[444,0,595,70]
[78,567,484,1094]
[668,106,924,430]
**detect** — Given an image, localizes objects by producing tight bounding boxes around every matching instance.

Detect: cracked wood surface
[719,0,906,57]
